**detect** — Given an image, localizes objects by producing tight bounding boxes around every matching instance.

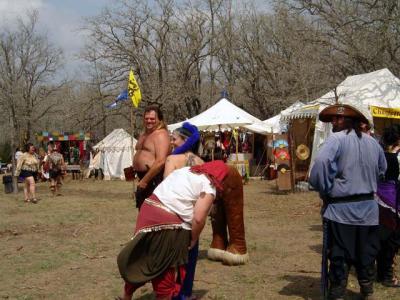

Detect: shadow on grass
[309,224,322,232]
[309,244,322,254]
[192,289,208,299]
[198,249,208,260]
[133,289,208,299]
[279,274,361,300]
[279,274,320,299]
[135,293,154,299]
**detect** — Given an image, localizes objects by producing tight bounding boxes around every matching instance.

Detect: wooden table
[66,164,81,171]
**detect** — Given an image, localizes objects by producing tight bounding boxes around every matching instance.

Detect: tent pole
[235,129,239,162]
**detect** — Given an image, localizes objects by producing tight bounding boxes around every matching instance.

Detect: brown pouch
[124,166,136,181]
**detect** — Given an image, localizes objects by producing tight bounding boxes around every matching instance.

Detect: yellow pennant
[128,69,142,108]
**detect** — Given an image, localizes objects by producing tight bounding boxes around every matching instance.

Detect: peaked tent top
[283,68,400,124]
[256,101,305,133]
[93,128,137,151]
[168,98,268,133]
[314,68,400,108]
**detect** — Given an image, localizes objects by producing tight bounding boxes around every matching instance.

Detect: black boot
[328,259,349,300]
[359,263,376,300]
[359,280,376,300]
[376,240,397,286]
[328,279,347,300]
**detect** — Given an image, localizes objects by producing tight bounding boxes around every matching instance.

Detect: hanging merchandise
[204,135,216,150]
[273,139,289,149]
[274,148,290,160]
[233,128,239,140]
[277,163,290,174]
[296,144,310,161]
[222,131,231,151]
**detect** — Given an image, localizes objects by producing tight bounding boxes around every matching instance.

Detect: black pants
[376,224,400,282]
[135,171,163,209]
[327,221,380,298]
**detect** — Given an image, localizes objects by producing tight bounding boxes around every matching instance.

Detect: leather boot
[209,198,228,250]
[221,167,248,265]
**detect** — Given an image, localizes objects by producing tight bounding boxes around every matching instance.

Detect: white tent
[318,68,400,109]
[283,68,400,163]
[93,129,137,180]
[168,98,268,134]
[261,101,305,133]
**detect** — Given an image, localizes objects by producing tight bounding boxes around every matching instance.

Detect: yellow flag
[128,69,142,108]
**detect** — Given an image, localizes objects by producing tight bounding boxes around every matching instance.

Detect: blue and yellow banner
[128,69,142,108]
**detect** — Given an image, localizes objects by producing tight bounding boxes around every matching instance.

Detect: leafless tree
[0,11,65,192]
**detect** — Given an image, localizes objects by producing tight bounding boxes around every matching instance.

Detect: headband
[172,122,200,155]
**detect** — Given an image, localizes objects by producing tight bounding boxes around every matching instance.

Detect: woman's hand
[189,239,197,250]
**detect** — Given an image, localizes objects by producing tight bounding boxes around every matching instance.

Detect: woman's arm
[15,154,24,176]
[191,192,215,248]
[163,155,177,178]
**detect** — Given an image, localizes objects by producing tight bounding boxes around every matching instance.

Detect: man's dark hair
[24,143,34,152]
[144,105,164,121]
[381,126,400,148]
[47,141,55,147]
[343,117,363,138]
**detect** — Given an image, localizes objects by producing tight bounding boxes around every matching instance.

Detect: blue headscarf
[172,122,200,155]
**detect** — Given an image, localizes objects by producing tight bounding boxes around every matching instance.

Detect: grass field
[0,176,399,300]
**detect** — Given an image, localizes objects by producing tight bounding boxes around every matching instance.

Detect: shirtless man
[133,105,170,209]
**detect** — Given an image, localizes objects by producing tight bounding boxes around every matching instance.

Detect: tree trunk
[10,114,18,194]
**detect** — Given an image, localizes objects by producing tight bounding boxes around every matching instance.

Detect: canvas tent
[168,98,268,134]
[287,68,400,155]
[93,129,136,180]
[280,68,400,188]
[261,101,305,133]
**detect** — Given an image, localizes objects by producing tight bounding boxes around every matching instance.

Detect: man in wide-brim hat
[309,103,387,300]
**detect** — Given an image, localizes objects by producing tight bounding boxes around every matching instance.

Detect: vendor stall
[36,131,92,175]
[168,98,269,179]
[281,68,400,191]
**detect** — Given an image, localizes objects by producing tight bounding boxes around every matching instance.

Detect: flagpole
[128,68,142,195]
[130,105,136,195]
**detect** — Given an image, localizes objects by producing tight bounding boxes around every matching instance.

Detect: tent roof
[283,68,400,123]
[258,101,305,133]
[93,129,137,151]
[319,68,400,108]
[168,98,268,133]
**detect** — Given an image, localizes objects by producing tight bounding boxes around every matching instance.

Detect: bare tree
[285,0,400,76]
[0,11,65,192]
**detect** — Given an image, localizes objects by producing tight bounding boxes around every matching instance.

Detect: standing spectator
[309,104,386,300]
[15,147,23,162]
[376,127,400,287]
[132,105,170,209]
[15,143,40,203]
[70,143,80,180]
[45,142,66,196]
